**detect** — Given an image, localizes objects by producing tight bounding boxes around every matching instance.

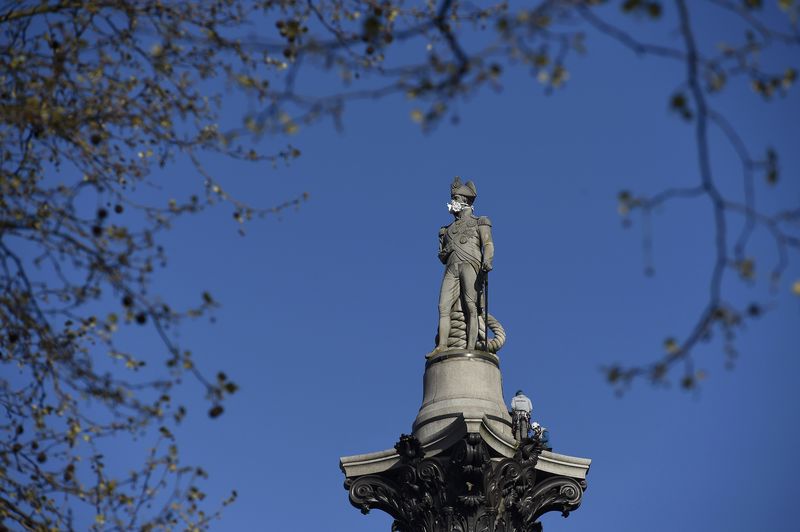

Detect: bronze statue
[433,177,494,353]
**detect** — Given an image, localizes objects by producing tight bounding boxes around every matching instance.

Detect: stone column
[340,349,591,532]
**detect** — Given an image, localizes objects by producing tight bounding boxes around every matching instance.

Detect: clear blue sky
[38,3,800,531]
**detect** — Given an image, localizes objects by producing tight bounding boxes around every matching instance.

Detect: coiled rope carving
[446,311,506,352]
[438,298,506,352]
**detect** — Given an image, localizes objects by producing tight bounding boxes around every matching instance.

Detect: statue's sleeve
[477,217,494,264]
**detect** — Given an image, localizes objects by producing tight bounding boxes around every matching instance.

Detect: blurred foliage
[1,1,298,529]
[602,0,799,394]
[0,0,799,529]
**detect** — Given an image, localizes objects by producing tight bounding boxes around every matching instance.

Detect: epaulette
[439,226,448,235]
[477,216,492,227]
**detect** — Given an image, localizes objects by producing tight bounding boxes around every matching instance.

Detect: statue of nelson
[433,177,494,353]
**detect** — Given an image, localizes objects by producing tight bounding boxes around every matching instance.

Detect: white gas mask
[447,200,466,213]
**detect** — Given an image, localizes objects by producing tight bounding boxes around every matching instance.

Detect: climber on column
[510,390,533,441]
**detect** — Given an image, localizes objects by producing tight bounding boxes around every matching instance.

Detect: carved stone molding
[345,434,586,532]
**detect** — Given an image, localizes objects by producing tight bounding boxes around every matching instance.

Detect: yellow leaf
[738,258,755,279]
[664,338,680,354]
[537,70,549,84]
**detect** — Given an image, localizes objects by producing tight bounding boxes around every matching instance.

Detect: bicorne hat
[451,176,477,199]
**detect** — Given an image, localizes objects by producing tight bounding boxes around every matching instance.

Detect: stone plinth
[413,349,515,454]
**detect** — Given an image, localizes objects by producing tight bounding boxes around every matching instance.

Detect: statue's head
[448,176,476,213]
[515,390,524,396]
[450,176,477,204]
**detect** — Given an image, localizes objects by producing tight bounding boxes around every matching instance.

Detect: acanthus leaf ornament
[346,434,586,532]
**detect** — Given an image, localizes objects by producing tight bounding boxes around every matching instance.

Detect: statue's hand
[481,259,493,272]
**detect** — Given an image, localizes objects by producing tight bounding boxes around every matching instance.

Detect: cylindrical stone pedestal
[412,349,514,445]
